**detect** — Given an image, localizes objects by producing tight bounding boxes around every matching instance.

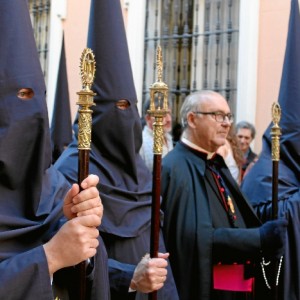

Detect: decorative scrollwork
[77,48,96,150]
[80,48,96,90]
[271,102,282,161]
[272,102,281,126]
[148,45,169,155]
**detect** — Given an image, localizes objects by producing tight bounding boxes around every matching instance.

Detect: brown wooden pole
[78,150,90,186]
[270,103,281,300]
[148,155,162,300]
[271,160,279,300]
[272,161,279,220]
[148,45,168,300]
[75,150,90,299]
[150,155,162,258]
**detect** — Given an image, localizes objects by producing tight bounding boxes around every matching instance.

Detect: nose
[221,118,231,126]
[223,115,233,124]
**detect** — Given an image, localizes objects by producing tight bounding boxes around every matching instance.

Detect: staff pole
[270,102,282,300]
[148,45,169,300]
[75,48,96,300]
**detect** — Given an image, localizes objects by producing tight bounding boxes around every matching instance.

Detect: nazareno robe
[0,1,110,299]
[55,104,179,300]
[55,0,179,298]
[161,142,271,300]
[241,0,300,299]
[242,154,300,300]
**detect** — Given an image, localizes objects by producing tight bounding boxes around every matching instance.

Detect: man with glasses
[161,90,288,300]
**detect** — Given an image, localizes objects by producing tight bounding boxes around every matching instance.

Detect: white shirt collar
[181,137,215,159]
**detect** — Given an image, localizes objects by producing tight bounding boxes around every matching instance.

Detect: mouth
[219,132,228,136]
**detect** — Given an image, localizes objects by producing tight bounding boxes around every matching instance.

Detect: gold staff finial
[80,48,96,91]
[156,45,163,83]
[271,102,282,161]
[148,45,169,155]
[77,48,96,150]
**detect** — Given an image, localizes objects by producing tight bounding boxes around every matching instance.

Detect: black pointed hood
[51,34,72,163]
[56,0,152,237]
[242,0,300,205]
[86,0,143,175]
[0,0,69,260]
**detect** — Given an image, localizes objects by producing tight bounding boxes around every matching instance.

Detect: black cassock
[161,142,273,300]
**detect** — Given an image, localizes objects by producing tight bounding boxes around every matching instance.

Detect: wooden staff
[148,45,169,300]
[270,102,282,299]
[75,48,96,300]
[271,103,281,220]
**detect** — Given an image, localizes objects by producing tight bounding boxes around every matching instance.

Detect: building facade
[31,0,292,154]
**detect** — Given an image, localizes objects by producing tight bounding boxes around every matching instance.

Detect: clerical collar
[181,137,216,159]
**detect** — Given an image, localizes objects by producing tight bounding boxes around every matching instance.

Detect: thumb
[80,174,99,190]
[158,252,169,259]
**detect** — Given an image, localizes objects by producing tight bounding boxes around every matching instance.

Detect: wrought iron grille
[28,0,51,81]
[143,0,240,123]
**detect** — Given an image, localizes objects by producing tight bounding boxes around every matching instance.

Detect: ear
[145,114,152,122]
[187,112,197,129]
[145,114,154,128]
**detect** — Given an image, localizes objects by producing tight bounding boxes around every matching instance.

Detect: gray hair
[235,120,256,139]
[180,90,220,128]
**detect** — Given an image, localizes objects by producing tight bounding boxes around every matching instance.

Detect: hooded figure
[242,0,300,299]
[55,0,178,299]
[0,1,109,299]
[51,34,72,163]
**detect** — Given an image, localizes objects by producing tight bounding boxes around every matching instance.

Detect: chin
[215,140,226,150]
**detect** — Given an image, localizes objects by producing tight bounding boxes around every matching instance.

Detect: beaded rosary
[207,161,238,228]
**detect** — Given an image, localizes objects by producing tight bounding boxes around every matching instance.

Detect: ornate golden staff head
[148,45,169,155]
[271,102,282,161]
[76,48,96,150]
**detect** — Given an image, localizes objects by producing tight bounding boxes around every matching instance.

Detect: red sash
[213,264,254,292]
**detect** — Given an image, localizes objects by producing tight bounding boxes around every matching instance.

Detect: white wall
[236,0,259,126]
[124,0,147,115]
[47,0,67,124]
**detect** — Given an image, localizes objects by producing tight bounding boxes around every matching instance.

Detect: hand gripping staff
[75,48,96,300]
[148,45,169,300]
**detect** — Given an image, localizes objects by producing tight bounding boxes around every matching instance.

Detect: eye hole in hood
[17,88,34,100]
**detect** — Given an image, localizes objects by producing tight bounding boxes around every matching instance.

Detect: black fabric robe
[161,142,267,300]
[0,1,110,299]
[55,0,179,299]
[242,1,300,298]
[55,107,179,300]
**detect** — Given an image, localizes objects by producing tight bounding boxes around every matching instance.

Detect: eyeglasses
[193,111,234,123]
